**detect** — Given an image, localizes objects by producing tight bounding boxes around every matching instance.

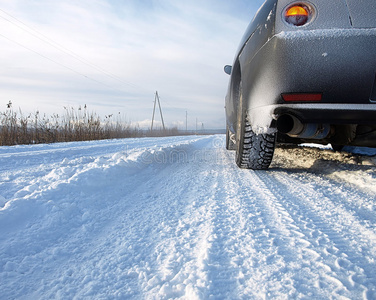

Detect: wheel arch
[227,59,242,135]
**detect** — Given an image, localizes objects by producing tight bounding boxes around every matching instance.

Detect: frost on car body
[224,0,376,169]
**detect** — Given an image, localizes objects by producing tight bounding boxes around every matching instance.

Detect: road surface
[0,135,375,299]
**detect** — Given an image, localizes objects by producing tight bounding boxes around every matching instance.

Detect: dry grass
[0,101,179,146]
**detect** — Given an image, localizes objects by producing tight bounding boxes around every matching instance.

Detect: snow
[1,135,376,299]
[278,28,376,40]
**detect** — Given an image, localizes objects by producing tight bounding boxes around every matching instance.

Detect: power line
[0,32,124,92]
[0,7,152,93]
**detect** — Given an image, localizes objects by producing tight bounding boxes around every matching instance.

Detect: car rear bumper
[273,103,376,124]
[240,28,376,131]
[247,103,376,135]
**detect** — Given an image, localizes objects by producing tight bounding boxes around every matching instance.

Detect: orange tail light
[284,4,310,26]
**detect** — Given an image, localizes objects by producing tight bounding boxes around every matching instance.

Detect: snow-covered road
[1,135,376,299]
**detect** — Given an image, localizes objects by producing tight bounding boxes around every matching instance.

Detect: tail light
[284,3,313,27]
[282,93,322,102]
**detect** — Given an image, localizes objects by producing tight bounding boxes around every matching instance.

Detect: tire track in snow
[200,150,260,299]
[254,168,376,299]
[143,142,376,299]
[207,146,376,299]
[273,146,376,226]
[225,168,321,299]
[203,149,314,298]
[138,140,219,299]
[139,136,251,299]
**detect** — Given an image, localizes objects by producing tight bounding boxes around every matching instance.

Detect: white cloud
[0,0,264,129]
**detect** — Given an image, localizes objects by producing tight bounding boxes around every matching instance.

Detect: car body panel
[225,0,277,134]
[225,0,376,147]
[345,0,376,28]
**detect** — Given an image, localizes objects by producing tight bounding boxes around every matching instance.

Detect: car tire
[226,126,236,150]
[235,82,276,170]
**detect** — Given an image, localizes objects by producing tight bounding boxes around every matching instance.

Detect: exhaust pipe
[277,114,330,139]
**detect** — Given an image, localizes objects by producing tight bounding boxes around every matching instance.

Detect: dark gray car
[225,0,376,169]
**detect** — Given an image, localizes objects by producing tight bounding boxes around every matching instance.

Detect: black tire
[235,82,276,170]
[226,126,236,150]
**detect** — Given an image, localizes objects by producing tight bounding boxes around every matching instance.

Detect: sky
[0,0,265,130]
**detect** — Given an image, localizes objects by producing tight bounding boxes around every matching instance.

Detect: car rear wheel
[235,82,276,170]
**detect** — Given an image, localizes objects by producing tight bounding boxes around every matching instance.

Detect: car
[224,0,376,169]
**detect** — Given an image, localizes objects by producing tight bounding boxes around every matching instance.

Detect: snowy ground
[1,135,376,299]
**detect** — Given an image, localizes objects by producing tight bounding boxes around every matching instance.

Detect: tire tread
[237,119,276,170]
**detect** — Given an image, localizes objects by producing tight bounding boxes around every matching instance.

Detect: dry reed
[0,102,179,146]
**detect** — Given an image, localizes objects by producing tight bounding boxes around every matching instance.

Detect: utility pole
[151,94,157,131]
[151,91,166,132]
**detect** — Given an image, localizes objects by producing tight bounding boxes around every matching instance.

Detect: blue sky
[0,0,264,129]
